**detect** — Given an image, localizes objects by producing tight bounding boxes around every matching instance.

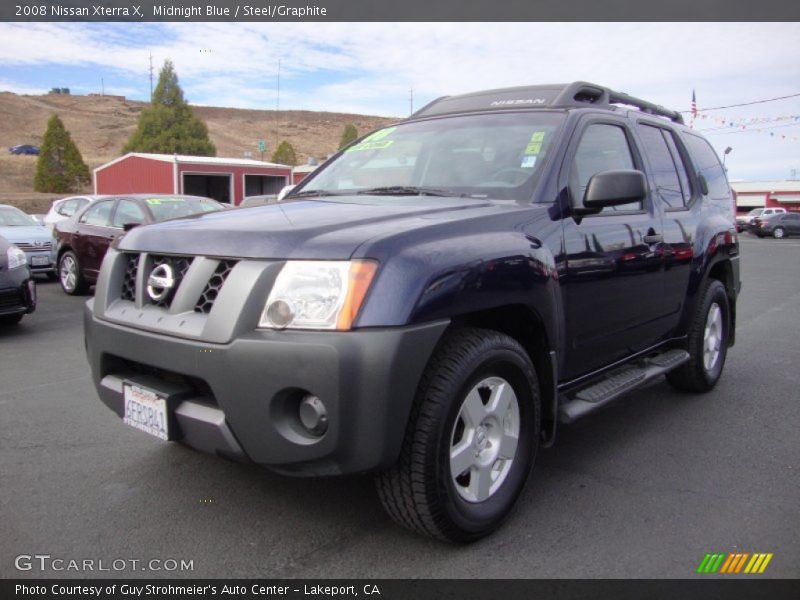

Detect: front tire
[376,327,540,542]
[667,279,730,393]
[773,227,786,239]
[58,250,88,295]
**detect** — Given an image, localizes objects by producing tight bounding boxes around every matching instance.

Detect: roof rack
[409,81,684,124]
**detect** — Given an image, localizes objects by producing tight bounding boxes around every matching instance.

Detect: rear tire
[667,279,730,393]
[58,250,88,295]
[773,227,785,239]
[376,327,540,542]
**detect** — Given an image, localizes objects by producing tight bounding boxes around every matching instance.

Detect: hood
[117,197,525,259]
[0,225,52,243]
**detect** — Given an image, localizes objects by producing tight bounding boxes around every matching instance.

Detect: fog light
[298,394,328,436]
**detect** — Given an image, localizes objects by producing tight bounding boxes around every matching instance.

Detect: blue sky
[1,22,798,181]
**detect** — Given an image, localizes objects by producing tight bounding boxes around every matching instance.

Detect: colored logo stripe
[697,552,773,574]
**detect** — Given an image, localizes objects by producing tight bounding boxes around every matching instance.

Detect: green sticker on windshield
[524,142,542,155]
[363,127,396,142]
[146,199,162,205]
[530,131,546,143]
[345,139,395,153]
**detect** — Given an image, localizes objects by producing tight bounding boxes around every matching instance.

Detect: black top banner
[4,0,800,22]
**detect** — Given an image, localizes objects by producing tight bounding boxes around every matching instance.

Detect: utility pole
[276,58,281,113]
[149,52,154,101]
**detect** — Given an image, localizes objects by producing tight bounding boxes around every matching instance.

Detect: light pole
[722,146,732,171]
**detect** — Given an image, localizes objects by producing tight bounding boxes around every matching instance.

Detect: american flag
[690,89,697,128]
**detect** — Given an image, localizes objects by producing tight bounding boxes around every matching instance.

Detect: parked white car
[43,195,106,229]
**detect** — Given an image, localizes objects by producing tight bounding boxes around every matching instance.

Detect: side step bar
[557,349,690,424]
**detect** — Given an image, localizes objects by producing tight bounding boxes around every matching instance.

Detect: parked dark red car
[53,194,225,295]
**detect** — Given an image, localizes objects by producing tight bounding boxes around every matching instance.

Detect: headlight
[6,245,27,270]
[259,260,378,330]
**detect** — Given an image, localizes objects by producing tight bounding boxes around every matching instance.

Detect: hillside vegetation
[0,92,394,212]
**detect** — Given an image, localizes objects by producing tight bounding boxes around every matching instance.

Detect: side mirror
[581,169,647,211]
[277,185,296,202]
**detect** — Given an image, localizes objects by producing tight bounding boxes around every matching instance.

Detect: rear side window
[637,124,690,208]
[570,123,641,213]
[80,201,115,226]
[683,134,731,200]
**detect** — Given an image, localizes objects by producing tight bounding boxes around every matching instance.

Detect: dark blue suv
[84,82,740,542]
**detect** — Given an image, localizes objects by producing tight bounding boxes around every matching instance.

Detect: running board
[557,349,690,424]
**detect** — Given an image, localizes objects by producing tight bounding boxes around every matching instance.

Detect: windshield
[747,209,764,216]
[144,197,223,222]
[298,112,564,202]
[0,206,37,226]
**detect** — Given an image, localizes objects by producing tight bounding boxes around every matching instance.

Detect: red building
[731,180,800,215]
[94,153,293,206]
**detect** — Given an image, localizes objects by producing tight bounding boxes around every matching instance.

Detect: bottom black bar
[3,579,800,600]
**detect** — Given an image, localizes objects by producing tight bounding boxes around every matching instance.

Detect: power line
[681,92,800,113]
[701,122,800,137]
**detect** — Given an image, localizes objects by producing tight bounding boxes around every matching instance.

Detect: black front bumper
[85,303,447,476]
[0,267,36,317]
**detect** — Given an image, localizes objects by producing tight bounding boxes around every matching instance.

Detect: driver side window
[571,124,641,213]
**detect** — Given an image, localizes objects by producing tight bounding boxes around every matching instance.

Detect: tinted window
[571,123,640,212]
[80,201,115,226]
[683,134,730,200]
[785,213,800,221]
[662,131,692,205]
[112,200,146,228]
[637,125,685,209]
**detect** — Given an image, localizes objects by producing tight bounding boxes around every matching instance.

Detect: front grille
[121,254,137,301]
[195,260,237,314]
[119,253,237,314]
[15,241,52,251]
[0,289,23,309]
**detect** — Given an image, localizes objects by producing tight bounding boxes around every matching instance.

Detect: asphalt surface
[1,235,799,579]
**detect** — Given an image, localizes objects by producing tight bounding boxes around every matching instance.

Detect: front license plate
[123,383,169,440]
[31,255,50,266]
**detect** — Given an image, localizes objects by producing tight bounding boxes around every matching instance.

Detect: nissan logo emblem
[146,264,175,302]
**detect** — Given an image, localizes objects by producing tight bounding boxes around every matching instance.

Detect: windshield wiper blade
[288,189,344,198]
[356,186,454,197]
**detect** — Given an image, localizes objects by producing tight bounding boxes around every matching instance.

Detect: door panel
[74,200,117,281]
[561,120,666,379]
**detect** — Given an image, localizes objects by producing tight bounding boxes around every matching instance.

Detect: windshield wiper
[356,186,456,197]
[288,189,345,198]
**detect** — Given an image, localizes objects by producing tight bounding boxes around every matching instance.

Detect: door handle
[643,233,663,244]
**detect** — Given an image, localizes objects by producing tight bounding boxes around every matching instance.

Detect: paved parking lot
[2,235,799,579]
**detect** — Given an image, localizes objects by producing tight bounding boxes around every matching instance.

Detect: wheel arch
[449,304,558,448]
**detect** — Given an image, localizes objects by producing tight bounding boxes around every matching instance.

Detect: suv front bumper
[85,303,447,476]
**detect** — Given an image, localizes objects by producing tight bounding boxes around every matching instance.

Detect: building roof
[730,180,800,194]
[94,152,291,173]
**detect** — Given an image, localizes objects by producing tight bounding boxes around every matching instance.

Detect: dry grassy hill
[0,92,395,212]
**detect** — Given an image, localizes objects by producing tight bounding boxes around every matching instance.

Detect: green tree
[123,60,216,156]
[271,141,298,166]
[338,124,358,149]
[34,114,91,193]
